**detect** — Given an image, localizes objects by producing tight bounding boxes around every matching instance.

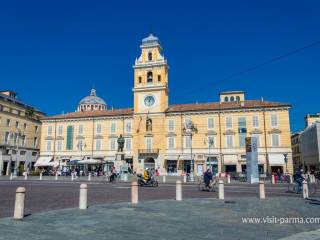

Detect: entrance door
[144,157,155,170]
[183,160,191,174]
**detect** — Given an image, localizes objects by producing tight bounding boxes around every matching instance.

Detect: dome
[77,89,107,112]
[141,33,160,47]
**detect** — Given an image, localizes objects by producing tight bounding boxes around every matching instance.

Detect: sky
[0,0,319,132]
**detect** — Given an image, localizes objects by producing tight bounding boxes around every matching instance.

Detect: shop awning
[104,156,115,161]
[164,155,180,160]
[34,156,54,167]
[79,159,102,164]
[268,154,285,165]
[223,155,238,164]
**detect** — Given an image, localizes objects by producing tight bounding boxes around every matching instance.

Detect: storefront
[206,156,218,176]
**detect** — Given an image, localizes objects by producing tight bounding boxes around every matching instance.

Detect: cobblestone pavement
[1,178,319,218]
[0,197,319,240]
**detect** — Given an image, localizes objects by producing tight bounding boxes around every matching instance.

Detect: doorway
[144,157,155,170]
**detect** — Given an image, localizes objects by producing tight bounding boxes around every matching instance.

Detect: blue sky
[0,0,319,132]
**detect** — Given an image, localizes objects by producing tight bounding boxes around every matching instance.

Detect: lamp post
[283,153,288,174]
[183,120,197,182]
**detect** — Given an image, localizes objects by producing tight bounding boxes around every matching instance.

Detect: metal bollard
[55,173,58,181]
[289,174,293,184]
[79,183,88,210]
[302,180,309,199]
[10,173,13,180]
[259,180,265,199]
[24,172,27,181]
[162,175,166,183]
[106,174,108,182]
[271,175,275,184]
[88,173,91,181]
[227,174,231,184]
[131,182,138,204]
[218,179,224,200]
[183,175,187,183]
[13,187,26,220]
[176,180,182,201]
[39,172,42,181]
[71,174,74,181]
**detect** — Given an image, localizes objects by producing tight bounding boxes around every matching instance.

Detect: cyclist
[293,169,305,193]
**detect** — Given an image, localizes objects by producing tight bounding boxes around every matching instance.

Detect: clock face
[144,95,155,107]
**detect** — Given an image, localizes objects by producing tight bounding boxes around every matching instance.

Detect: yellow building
[0,90,45,176]
[39,34,293,175]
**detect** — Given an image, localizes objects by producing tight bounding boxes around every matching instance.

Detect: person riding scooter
[143,168,151,183]
[203,168,213,189]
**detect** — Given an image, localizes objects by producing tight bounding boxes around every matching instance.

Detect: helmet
[146,168,149,170]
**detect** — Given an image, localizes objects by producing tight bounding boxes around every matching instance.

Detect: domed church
[77,88,107,112]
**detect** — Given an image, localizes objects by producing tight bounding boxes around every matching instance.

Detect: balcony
[138,149,159,157]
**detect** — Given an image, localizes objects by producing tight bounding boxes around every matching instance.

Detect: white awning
[79,159,102,164]
[34,156,54,167]
[223,155,238,164]
[269,154,285,165]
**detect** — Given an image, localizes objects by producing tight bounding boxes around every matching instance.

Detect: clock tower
[133,34,169,114]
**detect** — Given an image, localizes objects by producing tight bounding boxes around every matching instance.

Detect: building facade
[0,90,45,176]
[39,34,293,175]
[291,132,302,171]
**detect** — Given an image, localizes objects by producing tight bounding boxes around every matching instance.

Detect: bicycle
[198,177,217,192]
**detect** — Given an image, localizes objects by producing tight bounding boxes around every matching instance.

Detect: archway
[144,157,155,170]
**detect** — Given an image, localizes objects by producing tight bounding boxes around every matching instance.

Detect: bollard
[106,174,108,182]
[13,187,26,220]
[259,180,265,199]
[227,174,231,184]
[24,172,27,181]
[79,183,88,210]
[55,173,58,181]
[71,174,74,181]
[183,175,187,183]
[88,173,91,181]
[271,175,275,184]
[218,179,224,200]
[162,175,166,183]
[39,172,42,181]
[10,173,13,180]
[302,180,309,199]
[289,174,293,184]
[176,180,182,201]
[131,182,138,204]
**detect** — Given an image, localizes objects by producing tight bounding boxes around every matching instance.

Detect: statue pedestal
[116,152,125,161]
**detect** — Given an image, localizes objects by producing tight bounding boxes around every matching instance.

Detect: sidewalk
[0,197,319,240]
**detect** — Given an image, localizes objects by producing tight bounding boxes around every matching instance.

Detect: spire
[90,89,96,96]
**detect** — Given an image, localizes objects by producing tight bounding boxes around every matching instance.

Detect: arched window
[230,96,235,102]
[147,72,153,83]
[148,52,152,61]
[224,97,229,102]
[236,96,240,102]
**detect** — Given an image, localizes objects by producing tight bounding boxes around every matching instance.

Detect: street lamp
[283,153,288,174]
[183,120,198,182]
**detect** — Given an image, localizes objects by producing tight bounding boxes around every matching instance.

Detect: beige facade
[0,91,45,175]
[39,34,293,175]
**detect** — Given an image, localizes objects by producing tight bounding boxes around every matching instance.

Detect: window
[78,125,84,135]
[15,121,19,129]
[110,138,116,150]
[226,135,234,148]
[208,136,215,148]
[125,138,132,150]
[66,126,74,150]
[110,122,116,133]
[23,123,27,130]
[147,71,153,83]
[251,134,260,147]
[138,76,142,84]
[57,140,63,151]
[4,132,10,144]
[168,119,175,132]
[13,133,18,145]
[158,75,161,82]
[22,135,27,146]
[58,125,63,136]
[47,126,53,136]
[239,133,246,147]
[208,118,214,129]
[46,141,52,151]
[224,97,229,102]
[35,126,39,133]
[230,96,235,102]
[226,117,232,129]
[271,114,278,127]
[252,116,259,128]
[236,96,240,102]
[168,137,175,150]
[145,137,153,150]
[125,122,132,133]
[184,136,192,149]
[77,140,85,151]
[238,117,246,134]
[148,52,152,61]
[271,134,280,147]
[33,137,38,148]
[95,139,102,150]
[96,123,102,134]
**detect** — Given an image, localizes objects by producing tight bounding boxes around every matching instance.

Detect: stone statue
[117,134,125,152]
[146,118,152,131]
